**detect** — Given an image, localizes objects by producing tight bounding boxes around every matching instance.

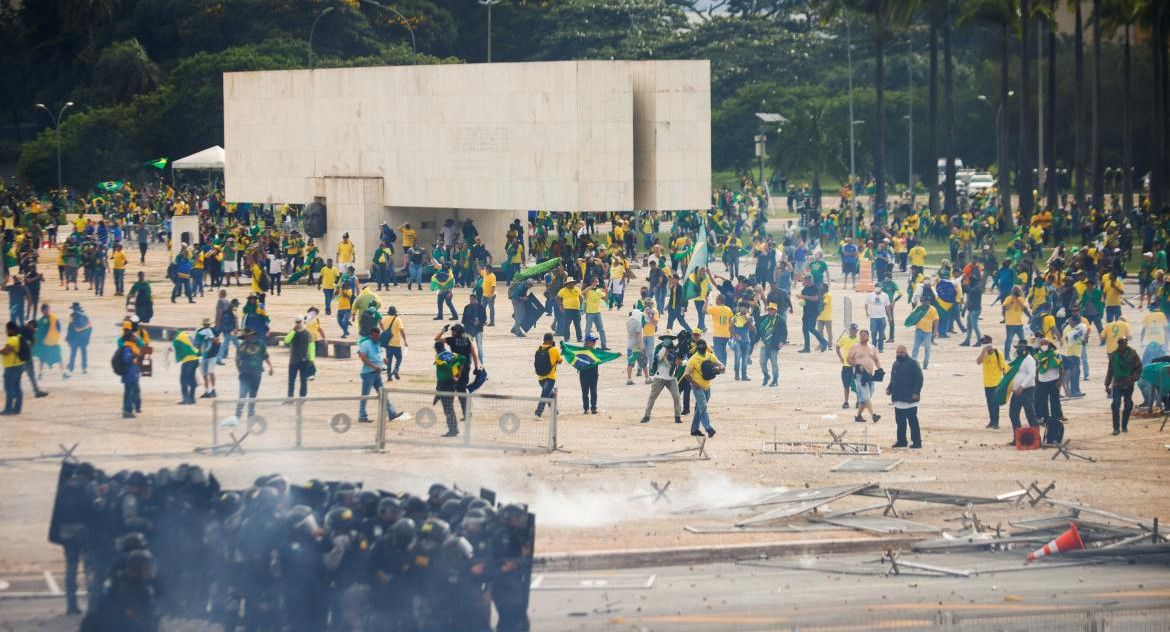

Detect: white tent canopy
[172,145,225,171]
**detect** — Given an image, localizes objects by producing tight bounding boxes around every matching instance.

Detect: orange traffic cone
[1026,522,1085,563]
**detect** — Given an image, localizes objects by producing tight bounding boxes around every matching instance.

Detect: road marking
[42,570,61,595]
[633,614,790,624]
[1088,589,1170,598]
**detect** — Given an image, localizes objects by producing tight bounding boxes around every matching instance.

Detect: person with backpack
[433,340,465,437]
[1,321,24,414]
[116,323,141,419]
[682,338,722,438]
[436,323,478,415]
[533,333,561,417]
[194,318,221,398]
[640,335,682,424]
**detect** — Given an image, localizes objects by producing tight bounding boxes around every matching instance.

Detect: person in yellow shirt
[1,321,24,414]
[1001,287,1030,357]
[380,306,408,380]
[110,244,128,296]
[582,281,608,349]
[556,279,583,342]
[911,302,939,369]
[336,232,355,266]
[705,295,734,364]
[480,265,497,327]
[1102,318,1131,354]
[835,323,860,409]
[534,333,562,417]
[817,287,834,344]
[908,244,927,278]
[1102,273,1125,322]
[336,284,355,338]
[976,335,1007,429]
[318,259,339,316]
[1141,305,1168,348]
[682,339,722,438]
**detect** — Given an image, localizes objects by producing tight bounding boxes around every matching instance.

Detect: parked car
[967,173,995,196]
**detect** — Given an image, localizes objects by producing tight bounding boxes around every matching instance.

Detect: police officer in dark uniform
[81,549,159,632]
[236,486,284,632]
[53,462,97,615]
[368,518,418,632]
[323,506,370,632]
[276,505,329,632]
[491,504,533,632]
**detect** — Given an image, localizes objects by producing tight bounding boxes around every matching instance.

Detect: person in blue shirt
[841,237,860,289]
[357,325,403,423]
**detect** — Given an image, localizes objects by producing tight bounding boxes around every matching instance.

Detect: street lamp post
[362,0,417,59]
[844,8,856,239]
[35,101,74,193]
[755,112,787,199]
[907,38,914,205]
[478,0,501,63]
[978,92,1012,213]
[308,7,337,69]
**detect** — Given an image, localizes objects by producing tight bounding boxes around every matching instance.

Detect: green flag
[559,342,620,371]
[144,157,168,170]
[903,304,930,327]
[680,222,709,302]
[286,247,318,283]
[513,258,561,283]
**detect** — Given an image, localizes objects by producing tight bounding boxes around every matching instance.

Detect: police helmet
[461,509,488,532]
[377,497,402,521]
[74,463,95,479]
[117,532,148,553]
[125,548,154,570]
[285,505,320,535]
[403,496,428,519]
[154,468,173,488]
[325,506,355,532]
[391,518,416,548]
[438,489,463,505]
[215,491,242,516]
[418,518,450,545]
[440,499,463,524]
[188,466,208,486]
[127,471,148,487]
[250,485,282,513]
[358,490,380,513]
[427,483,448,500]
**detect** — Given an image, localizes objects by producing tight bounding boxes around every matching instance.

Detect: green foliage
[532,0,688,61]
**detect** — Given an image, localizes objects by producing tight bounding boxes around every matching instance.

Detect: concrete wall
[630,60,712,210]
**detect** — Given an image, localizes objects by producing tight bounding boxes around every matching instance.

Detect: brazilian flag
[993,354,1028,405]
[559,342,621,372]
[903,303,931,327]
[287,247,318,283]
[144,157,168,170]
[679,223,709,302]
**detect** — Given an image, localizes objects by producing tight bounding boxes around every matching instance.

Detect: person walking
[111,244,128,296]
[117,324,140,419]
[65,302,91,374]
[625,308,647,385]
[887,345,923,448]
[976,335,1007,429]
[318,259,339,315]
[1002,287,1031,358]
[19,320,47,398]
[34,303,68,380]
[757,302,782,387]
[909,296,939,369]
[171,328,200,405]
[481,265,497,326]
[1061,310,1087,398]
[706,295,733,365]
[682,338,722,438]
[865,286,890,353]
[336,283,354,338]
[0,321,23,415]
[846,329,882,423]
[431,264,459,320]
[576,335,602,414]
[797,277,829,353]
[223,329,272,427]
[959,266,984,346]
[835,323,860,409]
[582,280,608,349]
[356,324,404,424]
[126,272,153,323]
[379,306,407,380]
[461,294,487,363]
[1104,336,1142,435]
[665,274,690,332]
[1007,340,1038,444]
[730,303,754,381]
[557,279,583,342]
[533,333,561,417]
[640,335,682,424]
[284,316,314,401]
[217,299,240,364]
[509,279,534,337]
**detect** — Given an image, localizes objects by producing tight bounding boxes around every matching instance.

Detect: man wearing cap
[864,285,890,353]
[682,338,721,438]
[757,302,783,387]
[194,317,220,398]
[118,323,141,418]
[284,316,315,401]
[556,279,583,342]
[1008,340,1038,443]
[1105,336,1142,434]
[225,329,273,426]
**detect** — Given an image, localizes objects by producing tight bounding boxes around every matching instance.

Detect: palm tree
[1018,0,1034,221]
[821,0,918,214]
[1069,0,1086,210]
[927,0,942,213]
[1139,0,1169,212]
[1099,0,1144,212]
[1091,0,1105,212]
[1046,0,1058,213]
[958,0,1017,220]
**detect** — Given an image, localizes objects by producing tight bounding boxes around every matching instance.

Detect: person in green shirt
[808,251,830,286]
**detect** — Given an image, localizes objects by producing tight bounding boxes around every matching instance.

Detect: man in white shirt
[267,253,285,296]
[640,337,682,424]
[1008,339,1038,444]
[864,286,891,352]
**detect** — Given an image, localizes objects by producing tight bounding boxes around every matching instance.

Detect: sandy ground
[1,218,1168,576]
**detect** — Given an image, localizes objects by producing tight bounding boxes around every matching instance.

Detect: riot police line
[48,459,536,632]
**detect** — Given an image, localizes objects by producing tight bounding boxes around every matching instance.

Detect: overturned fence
[207,388,558,454]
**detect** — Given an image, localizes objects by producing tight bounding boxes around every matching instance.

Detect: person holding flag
[430,263,458,321]
[907,283,940,369]
[560,336,620,414]
[680,224,711,330]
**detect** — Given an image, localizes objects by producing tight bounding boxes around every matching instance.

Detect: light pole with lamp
[755,112,786,199]
[478,0,501,62]
[35,101,74,193]
[361,0,416,58]
[977,91,1012,213]
[308,7,336,69]
[844,8,857,239]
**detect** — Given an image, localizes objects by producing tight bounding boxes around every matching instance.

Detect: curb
[535,535,922,572]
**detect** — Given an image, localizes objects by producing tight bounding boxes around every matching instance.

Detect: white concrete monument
[224,60,710,272]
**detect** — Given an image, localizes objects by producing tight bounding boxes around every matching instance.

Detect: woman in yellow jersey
[1002,287,1031,358]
